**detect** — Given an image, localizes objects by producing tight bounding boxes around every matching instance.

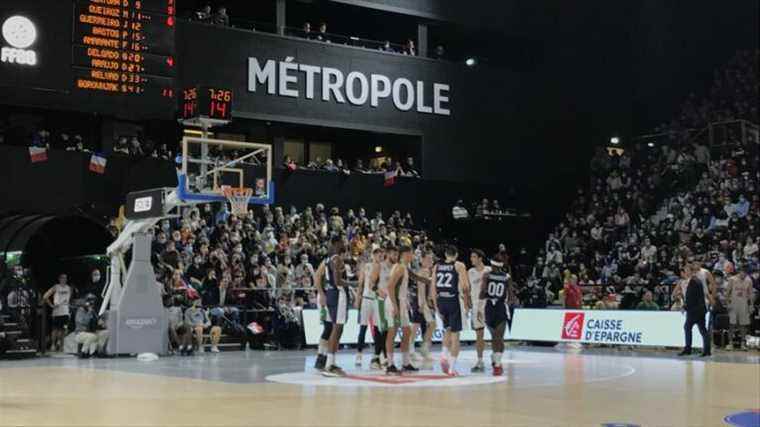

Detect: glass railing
[181,17,421,58]
[282,26,410,55]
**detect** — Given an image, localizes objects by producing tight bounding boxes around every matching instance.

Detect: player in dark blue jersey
[315,235,348,377]
[479,259,511,376]
[430,245,470,376]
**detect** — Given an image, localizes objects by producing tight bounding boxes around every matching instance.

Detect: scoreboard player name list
[73,0,175,95]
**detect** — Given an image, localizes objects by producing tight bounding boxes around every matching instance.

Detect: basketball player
[385,245,417,374]
[725,266,753,350]
[468,249,491,372]
[355,247,383,366]
[431,245,471,376]
[408,259,432,364]
[416,251,437,361]
[372,246,397,369]
[43,273,74,353]
[480,259,511,376]
[691,259,717,308]
[315,235,349,377]
[313,307,333,371]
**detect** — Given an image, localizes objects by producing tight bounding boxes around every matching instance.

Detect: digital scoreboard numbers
[182,86,233,121]
[72,0,176,103]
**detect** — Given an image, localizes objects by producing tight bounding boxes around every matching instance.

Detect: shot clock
[182,86,233,121]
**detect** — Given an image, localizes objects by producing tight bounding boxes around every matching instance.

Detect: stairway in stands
[0,313,38,360]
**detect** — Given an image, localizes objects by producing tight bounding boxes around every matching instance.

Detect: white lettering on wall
[299,64,321,100]
[392,78,414,111]
[278,61,299,98]
[433,83,451,116]
[345,71,369,106]
[246,57,451,115]
[322,67,346,104]
[248,58,276,94]
[416,80,432,114]
[370,74,391,108]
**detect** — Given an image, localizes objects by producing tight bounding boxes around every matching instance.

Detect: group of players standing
[312,235,513,377]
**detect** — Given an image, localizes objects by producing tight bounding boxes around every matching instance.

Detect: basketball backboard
[177,136,274,206]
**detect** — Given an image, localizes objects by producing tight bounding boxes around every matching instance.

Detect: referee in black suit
[679,265,712,357]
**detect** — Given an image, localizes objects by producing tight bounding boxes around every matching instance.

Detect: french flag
[384,170,397,187]
[89,153,107,174]
[247,321,265,335]
[29,146,48,163]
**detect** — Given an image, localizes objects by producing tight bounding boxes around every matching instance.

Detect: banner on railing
[302,308,706,348]
[509,309,707,348]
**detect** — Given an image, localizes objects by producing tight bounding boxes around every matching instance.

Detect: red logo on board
[562,312,585,340]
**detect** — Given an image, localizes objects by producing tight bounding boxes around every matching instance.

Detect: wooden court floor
[0,347,758,427]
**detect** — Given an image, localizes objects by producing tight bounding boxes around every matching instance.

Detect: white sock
[448,354,457,372]
[327,353,336,367]
[403,351,411,365]
[318,341,327,355]
[494,352,503,367]
[443,347,450,359]
[477,354,483,364]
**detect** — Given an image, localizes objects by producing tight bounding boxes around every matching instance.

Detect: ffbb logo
[561,312,585,340]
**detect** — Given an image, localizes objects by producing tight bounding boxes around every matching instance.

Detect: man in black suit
[679,265,711,356]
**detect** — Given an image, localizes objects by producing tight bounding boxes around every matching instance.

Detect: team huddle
[312,236,512,377]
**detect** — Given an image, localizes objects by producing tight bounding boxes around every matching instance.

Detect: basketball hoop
[221,185,254,216]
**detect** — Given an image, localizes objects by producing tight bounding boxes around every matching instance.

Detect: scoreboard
[72,0,176,104]
[182,86,233,122]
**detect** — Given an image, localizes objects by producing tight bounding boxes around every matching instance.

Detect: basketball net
[221,185,254,216]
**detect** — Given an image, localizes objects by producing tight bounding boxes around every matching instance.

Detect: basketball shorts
[385,297,411,329]
[729,301,750,326]
[471,300,486,330]
[326,287,348,325]
[359,296,379,326]
[485,302,509,330]
[52,315,70,329]
[375,299,388,332]
[411,302,425,325]
[437,298,463,332]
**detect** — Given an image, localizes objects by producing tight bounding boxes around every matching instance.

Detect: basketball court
[1,346,758,426]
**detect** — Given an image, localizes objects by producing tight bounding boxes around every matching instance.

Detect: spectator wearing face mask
[74,297,101,358]
[185,300,221,353]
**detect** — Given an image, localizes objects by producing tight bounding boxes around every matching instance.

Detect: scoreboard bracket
[179,117,231,128]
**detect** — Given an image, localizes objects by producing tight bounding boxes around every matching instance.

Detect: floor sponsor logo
[724,410,760,427]
[562,312,585,340]
[266,371,508,388]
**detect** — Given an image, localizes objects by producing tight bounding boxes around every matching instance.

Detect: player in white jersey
[417,251,437,361]
[355,247,383,367]
[385,245,417,374]
[467,249,491,372]
[371,246,397,368]
[43,273,74,353]
[725,267,753,350]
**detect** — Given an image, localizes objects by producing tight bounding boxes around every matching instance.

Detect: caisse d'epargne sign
[510,308,707,348]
